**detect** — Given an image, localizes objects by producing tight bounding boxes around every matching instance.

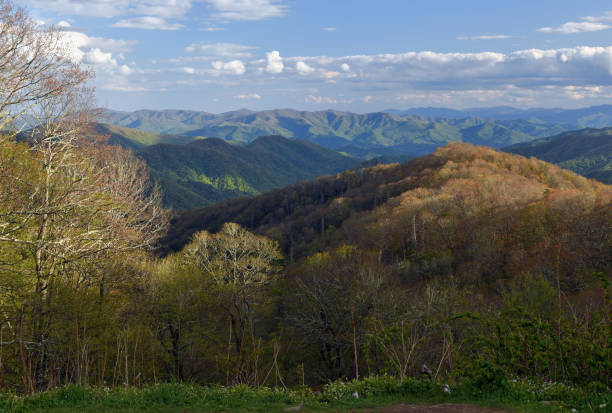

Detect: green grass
[0,378,609,413]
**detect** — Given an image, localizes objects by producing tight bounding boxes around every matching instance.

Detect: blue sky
[18,0,612,112]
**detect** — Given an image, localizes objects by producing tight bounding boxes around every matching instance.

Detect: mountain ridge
[103,108,573,156]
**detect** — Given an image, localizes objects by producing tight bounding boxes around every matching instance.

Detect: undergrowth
[0,376,609,413]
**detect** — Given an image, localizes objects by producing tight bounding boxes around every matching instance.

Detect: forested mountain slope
[137,135,358,209]
[86,122,196,150]
[163,143,612,288]
[505,127,612,184]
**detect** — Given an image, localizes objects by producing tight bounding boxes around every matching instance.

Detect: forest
[0,1,610,411]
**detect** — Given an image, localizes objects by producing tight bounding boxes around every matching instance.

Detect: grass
[0,378,609,413]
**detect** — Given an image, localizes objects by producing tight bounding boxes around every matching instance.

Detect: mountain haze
[387,104,612,128]
[105,108,568,155]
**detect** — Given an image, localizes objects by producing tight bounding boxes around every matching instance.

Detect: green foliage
[1,378,610,412]
[138,136,357,209]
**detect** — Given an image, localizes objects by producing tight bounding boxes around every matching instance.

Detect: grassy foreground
[0,377,610,413]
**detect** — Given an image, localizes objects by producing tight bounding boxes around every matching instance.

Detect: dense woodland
[0,0,610,398]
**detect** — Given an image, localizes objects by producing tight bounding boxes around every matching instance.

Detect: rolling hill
[104,108,567,155]
[504,127,612,184]
[137,135,358,209]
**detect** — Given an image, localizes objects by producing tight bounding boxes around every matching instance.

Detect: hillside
[505,127,612,184]
[105,109,566,154]
[86,122,197,150]
[162,143,612,265]
[137,135,358,209]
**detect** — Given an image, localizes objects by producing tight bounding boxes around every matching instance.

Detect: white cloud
[283,46,612,89]
[234,93,261,99]
[212,60,246,75]
[26,0,289,20]
[266,50,284,73]
[457,34,514,40]
[24,0,193,18]
[305,95,337,104]
[296,61,314,74]
[584,11,612,23]
[112,16,184,30]
[205,0,287,21]
[60,30,137,56]
[184,67,196,74]
[341,63,351,72]
[58,28,135,76]
[323,27,336,31]
[185,42,256,58]
[538,21,611,34]
[84,48,116,66]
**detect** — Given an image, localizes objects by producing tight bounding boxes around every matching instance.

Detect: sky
[17,0,612,113]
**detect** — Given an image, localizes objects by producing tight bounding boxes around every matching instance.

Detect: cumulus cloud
[341,63,351,72]
[58,27,135,75]
[185,42,256,58]
[323,27,336,31]
[266,50,284,73]
[212,60,246,75]
[296,61,314,74]
[283,46,612,89]
[112,16,184,30]
[205,0,287,21]
[538,21,611,34]
[84,48,116,66]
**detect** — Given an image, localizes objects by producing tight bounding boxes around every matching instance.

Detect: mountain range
[104,108,569,156]
[386,104,612,127]
[97,106,612,209]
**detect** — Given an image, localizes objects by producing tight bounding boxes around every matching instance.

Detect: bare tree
[0,0,89,137]
[0,0,168,390]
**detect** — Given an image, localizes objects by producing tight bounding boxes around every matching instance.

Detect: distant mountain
[104,108,567,154]
[136,135,358,209]
[388,104,612,128]
[504,127,612,184]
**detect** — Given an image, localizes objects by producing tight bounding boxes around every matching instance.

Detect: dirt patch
[350,403,513,413]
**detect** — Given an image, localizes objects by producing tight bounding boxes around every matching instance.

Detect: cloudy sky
[19,0,612,112]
